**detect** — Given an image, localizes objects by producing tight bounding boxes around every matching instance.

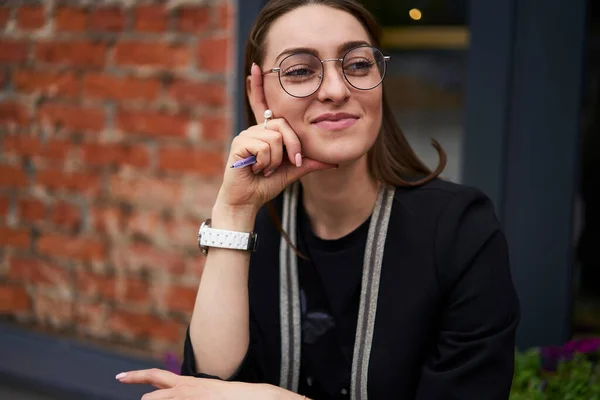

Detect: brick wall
[0,0,234,360]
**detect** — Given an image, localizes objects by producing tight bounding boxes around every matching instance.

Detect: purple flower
[574,338,600,354]
[540,337,600,371]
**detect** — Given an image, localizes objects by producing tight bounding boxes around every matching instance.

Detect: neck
[300,156,380,240]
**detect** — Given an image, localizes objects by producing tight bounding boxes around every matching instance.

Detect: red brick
[32,292,73,329]
[18,197,46,222]
[0,285,31,314]
[3,136,73,160]
[0,195,10,216]
[186,256,206,280]
[197,36,229,73]
[159,147,225,177]
[37,233,106,262]
[0,39,29,63]
[111,242,185,274]
[13,69,79,97]
[82,142,150,168]
[108,310,184,343]
[166,285,197,313]
[89,7,126,32]
[109,175,182,207]
[126,210,161,241]
[0,101,28,126]
[75,301,109,336]
[76,270,115,300]
[0,227,30,249]
[126,212,199,249]
[35,41,107,68]
[82,73,160,101]
[167,79,226,107]
[116,109,188,138]
[51,201,81,230]
[38,103,104,133]
[176,6,210,33]
[91,206,123,236]
[54,6,87,32]
[36,169,100,195]
[134,5,168,32]
[17,5,45,30]
[0,165,28,188]
[164,217,201,249]
[0,8,10,28]
[8,258,70,287]
[2,135,40,155]
[114,41,190,68]
[201,115,229,141]
[76,270,150,303]
[216,3,233,31]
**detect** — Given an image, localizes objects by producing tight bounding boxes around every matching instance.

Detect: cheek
[263,82,305,121]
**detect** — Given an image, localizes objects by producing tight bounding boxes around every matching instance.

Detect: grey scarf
[278,182,395,400]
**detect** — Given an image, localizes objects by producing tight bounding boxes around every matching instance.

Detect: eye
[344,58,374,72]
[282,65,316,77]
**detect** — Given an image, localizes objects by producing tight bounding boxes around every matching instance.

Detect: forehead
[265,5,371,62]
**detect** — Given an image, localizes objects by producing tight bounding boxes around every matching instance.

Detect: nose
[316,60,350,104]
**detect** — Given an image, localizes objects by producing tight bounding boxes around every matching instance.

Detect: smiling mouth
[312,114,359,131]
[313,118,358,130]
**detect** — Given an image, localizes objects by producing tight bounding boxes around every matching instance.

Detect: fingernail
[295,153,302,167]
[254,169,262,175]
[115,372,127,380]
[264,169,275,177]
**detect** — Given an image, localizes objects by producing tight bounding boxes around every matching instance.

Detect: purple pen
[231,155,257,169]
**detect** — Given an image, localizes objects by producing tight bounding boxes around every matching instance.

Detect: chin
[302,140,372,166]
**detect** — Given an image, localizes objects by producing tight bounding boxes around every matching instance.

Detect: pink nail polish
[295,153,303,167]
[115,372,127,380]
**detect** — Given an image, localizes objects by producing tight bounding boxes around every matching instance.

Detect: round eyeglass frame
[261,45,391,98]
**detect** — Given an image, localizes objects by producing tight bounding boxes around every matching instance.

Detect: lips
[312,112,359,131]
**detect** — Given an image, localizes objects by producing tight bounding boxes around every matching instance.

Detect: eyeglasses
[262,46,390,98]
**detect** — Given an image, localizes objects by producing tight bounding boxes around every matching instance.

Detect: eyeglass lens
[278,46,386,98]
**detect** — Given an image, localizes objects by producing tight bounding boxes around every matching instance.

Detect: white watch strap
[200,226,251,250]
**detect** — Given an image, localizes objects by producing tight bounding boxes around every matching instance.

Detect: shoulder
[392,178,495,220]
[393,177,501,241]
[395,179,507,291]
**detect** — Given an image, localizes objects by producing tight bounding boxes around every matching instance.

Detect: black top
[182,178,521,399]
[296,187,370,399]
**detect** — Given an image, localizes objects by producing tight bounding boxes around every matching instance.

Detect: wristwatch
[197,219,259,255]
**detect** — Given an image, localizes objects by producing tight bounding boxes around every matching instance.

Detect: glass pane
[360,0,468,183]
[573,0,600,338]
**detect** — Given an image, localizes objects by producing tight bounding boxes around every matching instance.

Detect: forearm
[262,384,309,400]
[189,204,257,379]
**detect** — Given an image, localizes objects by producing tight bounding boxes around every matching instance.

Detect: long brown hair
[243,0,446,251]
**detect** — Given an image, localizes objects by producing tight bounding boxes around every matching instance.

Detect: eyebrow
[273,40,372,65]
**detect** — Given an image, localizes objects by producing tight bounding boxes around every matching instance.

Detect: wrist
[210,203,258,232]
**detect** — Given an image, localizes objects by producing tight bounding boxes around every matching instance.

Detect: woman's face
[258,5,383,166]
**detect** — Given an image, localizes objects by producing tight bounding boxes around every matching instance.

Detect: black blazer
[182,178,521,399]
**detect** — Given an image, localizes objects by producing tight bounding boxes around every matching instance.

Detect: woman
[116,0,520,399]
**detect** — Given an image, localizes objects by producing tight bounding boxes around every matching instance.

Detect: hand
[216,63,336,211]
[116,368,303,400]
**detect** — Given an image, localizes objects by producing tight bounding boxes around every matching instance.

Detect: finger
[116,369,180,389]
[231,136,271,174]
[141,388,174,400]
[264,118,303,167]
[239,129,283,174]
[273,157,337,185]
[249,63,269,124]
